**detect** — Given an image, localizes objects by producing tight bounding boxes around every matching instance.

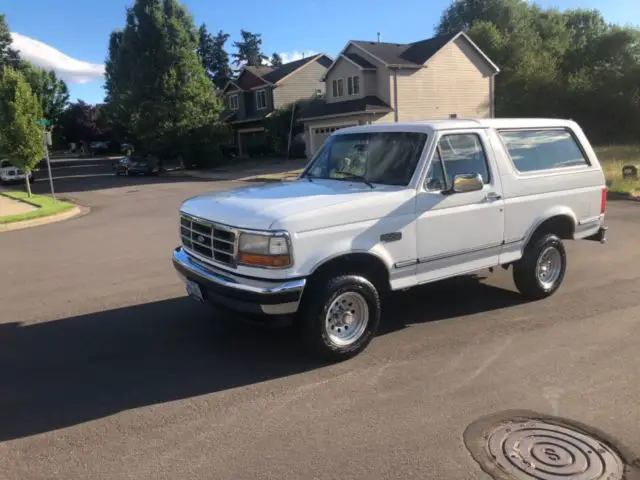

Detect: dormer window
[347,76,360,96]
[256,89,267,110]
[229,94,239,111]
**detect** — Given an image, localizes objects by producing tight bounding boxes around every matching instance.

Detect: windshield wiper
[333,171,375,189]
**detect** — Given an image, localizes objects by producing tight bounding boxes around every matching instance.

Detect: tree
[232,30,268,68]
[197,24,216,83]
[270,53,283,67]
[0,14,19,69]
[197,24,231,89]
[211,30,232,89]
[18,61,69,125]
[104,0,223,162]
[0,67,45,197]
[57,101,104,145]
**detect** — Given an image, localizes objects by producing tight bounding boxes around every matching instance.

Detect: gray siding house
[221,54,333,156]
[299,31,500,157]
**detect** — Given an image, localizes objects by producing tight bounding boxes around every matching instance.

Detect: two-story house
[298,31,500,157]
[221,54,333,156]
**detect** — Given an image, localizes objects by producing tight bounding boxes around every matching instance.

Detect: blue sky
[4,0,639,104]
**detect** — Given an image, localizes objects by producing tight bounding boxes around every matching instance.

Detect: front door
[415,129,505,284]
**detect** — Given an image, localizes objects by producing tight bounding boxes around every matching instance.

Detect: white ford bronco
[172,119,608,361]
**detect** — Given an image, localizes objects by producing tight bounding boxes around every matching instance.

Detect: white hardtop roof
[335,118,579,135]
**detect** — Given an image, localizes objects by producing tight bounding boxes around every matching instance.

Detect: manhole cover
[464,412,638,480]
[486,419,623,479]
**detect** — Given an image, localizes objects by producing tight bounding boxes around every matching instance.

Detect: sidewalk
[0,194,35,217]
[171,158,307,182]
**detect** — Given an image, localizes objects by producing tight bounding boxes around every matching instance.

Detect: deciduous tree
[18,61,69,125]
[104,0,223,162]
[0,14,19,69]
[0,67,45,196]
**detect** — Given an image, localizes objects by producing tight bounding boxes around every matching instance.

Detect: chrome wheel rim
[536,246,562,290]
[325,292,369,347]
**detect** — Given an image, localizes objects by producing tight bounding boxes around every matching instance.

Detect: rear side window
[498,129,589,173]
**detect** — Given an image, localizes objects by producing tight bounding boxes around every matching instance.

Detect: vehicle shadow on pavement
[377,273,527,335]
[0,297,320,442]
[0,275,524,442]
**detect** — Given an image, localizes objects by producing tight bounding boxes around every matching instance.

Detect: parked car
[89,141,111,156]
[171,119,608,361]
[113,156,160,176]
[0,159,34,184]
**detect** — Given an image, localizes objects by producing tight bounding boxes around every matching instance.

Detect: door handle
[485,192,502,201]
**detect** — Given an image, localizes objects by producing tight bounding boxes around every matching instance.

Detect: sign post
[35,119,56,202]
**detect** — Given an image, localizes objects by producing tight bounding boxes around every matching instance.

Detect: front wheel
[298,275,381,362]
[513,233,567,300]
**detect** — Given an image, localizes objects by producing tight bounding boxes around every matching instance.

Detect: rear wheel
[298,275,381,362]
[513,233,567,299]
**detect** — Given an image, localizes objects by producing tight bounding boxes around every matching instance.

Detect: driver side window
[425,133,490,191]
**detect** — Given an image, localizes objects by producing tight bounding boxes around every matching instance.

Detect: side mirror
[448,173,484,194]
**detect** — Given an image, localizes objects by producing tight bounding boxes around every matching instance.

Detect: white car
[172,119,608,361]
[0,159,34,184]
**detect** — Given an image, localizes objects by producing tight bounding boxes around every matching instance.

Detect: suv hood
[180,179,403,230]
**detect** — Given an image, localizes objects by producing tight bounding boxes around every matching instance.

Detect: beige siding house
[299,31,500,158]
[221,54,333,156]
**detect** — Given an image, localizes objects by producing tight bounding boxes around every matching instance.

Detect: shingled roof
[299,95,392,121]
[349,32,458,68]
[223,54,333,92]
[262,54,332,83]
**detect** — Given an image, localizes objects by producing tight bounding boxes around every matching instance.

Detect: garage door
[311,124,356,154]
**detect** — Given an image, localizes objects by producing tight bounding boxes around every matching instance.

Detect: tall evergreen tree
[197,24,216,83]
[232,30,268,67]
[270,53,283,67]
[104,0,223,159]
[0,14,20,68]
[211,30,232,89]
[0,67,45,197]
[197,24,231,89]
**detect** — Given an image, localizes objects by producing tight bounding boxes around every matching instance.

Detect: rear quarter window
[498,129,590,173]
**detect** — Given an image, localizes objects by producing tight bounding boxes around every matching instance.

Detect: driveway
[1,165,640,479]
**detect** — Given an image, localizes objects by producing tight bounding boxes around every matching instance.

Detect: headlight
[237,232,292,268]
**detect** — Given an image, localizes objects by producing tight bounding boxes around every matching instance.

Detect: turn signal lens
[238,253,292,268]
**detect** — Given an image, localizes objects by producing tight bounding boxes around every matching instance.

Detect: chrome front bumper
[172,246,306,316]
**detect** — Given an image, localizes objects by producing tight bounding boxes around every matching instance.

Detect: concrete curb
[0,204,88,232]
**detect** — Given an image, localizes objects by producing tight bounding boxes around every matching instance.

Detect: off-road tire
[298,275,381,362]
[513,233,567,300]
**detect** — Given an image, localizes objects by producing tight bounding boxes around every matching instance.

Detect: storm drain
[463,412,635,480]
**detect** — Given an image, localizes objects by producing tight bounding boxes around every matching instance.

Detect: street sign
[35,119,51,126]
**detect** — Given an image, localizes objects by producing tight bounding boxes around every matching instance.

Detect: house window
[229,94,239,111]
[347,76,360,96]
[332,79,344,98]
[256,89,267,110]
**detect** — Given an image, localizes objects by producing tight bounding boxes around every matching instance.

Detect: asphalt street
[1,160,640,479]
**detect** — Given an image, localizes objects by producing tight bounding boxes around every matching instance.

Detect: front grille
[180,214,237,267]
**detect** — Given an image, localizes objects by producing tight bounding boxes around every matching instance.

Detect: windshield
[303,131,428,186]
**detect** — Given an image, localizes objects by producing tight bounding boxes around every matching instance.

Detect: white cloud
[279,50,318,64]
[10,32,104,84]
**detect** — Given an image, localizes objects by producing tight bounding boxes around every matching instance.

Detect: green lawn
[0,191,74,224]
[595,145,640,197]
